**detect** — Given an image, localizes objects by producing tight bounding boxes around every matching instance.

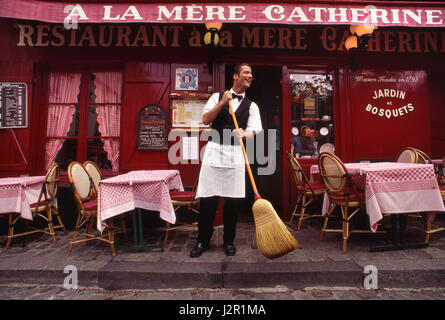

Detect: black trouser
[198,196,242,246]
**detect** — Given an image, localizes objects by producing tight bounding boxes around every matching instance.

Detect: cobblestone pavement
[1,284,445,300]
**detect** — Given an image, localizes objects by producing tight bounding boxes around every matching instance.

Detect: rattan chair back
[83,161,102,192]
[395,147,418,163]
[318,152,348,194]
[287,152,304,187]
[414,149,432,164]
[68,161,96,203]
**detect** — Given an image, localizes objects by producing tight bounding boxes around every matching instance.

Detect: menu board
[170,93,210,128]
[0,82,28,128]
[137,104,168,150]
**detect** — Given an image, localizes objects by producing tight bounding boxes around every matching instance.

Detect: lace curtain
[45,73,81,170]
[94,72,122,172]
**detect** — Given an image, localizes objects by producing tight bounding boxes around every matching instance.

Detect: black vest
[210,93,251,145]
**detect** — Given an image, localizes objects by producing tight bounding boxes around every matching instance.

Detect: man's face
[234,65,253,90]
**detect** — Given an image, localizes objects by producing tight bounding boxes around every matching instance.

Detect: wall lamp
[203,22,222,74]
[345,25,374,72]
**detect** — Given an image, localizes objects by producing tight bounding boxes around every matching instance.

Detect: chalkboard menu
[137,104,168,150]
[0,82,28,128]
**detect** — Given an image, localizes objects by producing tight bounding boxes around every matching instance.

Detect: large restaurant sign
[15,24,445,54]
[1,1,445,27]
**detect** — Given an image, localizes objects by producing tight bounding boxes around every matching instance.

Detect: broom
[228,100,298,259]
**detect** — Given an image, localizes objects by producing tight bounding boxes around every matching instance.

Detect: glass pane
[87,138,112,171]
[88,105,100,137]
[54,139,78,170]
[290,74,334,158]
[66,105,79,137]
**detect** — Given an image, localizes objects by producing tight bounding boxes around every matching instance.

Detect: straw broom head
[252,198,298,259]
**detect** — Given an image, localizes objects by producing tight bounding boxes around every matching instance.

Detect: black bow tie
[232,93,243,100]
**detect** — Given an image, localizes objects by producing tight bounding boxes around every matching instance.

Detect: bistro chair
[82,161,102,194]
[423,157,445,243]
[67,161,117,256]
[163,178,199,247]
[318,152,385,252]
[82,161,129,242]
[414,148,433,164]
[395,147,418,163]
[287,152,325,230]
[4,163,67,251]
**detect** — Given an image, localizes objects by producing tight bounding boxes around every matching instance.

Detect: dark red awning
[1,0,445,27]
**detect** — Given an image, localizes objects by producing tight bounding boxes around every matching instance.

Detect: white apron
[196,141,246,198]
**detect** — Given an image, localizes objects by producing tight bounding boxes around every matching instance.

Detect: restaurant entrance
[224,65,283,221]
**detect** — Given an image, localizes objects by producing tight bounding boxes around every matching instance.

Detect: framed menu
[137,104,168,150]
[0,82,28,129]
[170,92,210,129]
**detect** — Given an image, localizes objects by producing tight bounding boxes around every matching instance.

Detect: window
[44,71,122,171]
[289,73,334,158]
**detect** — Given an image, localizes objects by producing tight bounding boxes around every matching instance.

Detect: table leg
[117,208,164,252]
[370,214,428,252]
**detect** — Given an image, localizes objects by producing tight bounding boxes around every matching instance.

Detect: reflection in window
[290,74,334,158]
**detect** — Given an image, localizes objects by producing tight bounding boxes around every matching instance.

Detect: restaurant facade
[0,0,444,222]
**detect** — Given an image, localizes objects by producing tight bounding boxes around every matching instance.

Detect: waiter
[190,63,262,258]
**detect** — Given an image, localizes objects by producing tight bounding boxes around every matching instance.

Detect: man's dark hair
[233,63,252,76]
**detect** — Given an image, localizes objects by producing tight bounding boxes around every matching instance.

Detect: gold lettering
[337,30,349,51]
[132,25,151,47]
[294,28,307,49]
[17,24,34,47]
[367,31,381,52]
[169,25,183,47]
[277,27,291,49]
[263,27,276,49]
[240,26,260,48]
[383,32,396,52]
[188,27,201,47]
[51,25,65,47]
[78,25,97,47]
[413,32,422,52]
[35,25,50,46]
[398,32,412,53]
[320,26,336,51]
[98,25,114,47]
[424,32,438,53]
[152,25,168,47]
[219,30,233,48]
[68,27,78,47]
[116,25,131,47]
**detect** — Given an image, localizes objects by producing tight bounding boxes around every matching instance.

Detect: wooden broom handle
[228,100,261,200]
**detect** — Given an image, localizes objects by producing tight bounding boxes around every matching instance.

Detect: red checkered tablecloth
[0,176,45,220]
[97,170,183,233]
[311,162,445,232]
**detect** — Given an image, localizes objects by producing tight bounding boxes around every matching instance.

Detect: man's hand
[233,128,253,140]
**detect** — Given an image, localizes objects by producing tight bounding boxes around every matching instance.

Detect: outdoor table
[97,170,183,251]
[0,176,46,220]
[310,162,445,251]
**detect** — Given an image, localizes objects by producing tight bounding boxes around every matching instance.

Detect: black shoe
[190,242,210,258]
[223,244,236,256]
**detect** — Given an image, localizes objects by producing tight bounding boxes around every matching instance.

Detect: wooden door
[121,62,171,170]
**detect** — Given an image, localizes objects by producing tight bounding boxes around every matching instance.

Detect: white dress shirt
[196,89,262,198]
